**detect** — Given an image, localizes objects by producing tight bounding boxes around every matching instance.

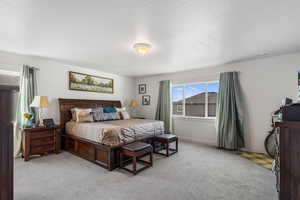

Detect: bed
[59,98,164,171]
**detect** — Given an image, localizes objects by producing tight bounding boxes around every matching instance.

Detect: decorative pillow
[92,107,105,122]
[103,107,117,113]
[92,107,120,121]
[74,108,93,122]
[103,112,121,121]
[116,107,130,120]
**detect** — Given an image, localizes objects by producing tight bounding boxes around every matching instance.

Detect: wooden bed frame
[58,98,154,171]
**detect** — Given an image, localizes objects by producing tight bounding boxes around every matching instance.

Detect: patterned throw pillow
[74,108,93,122]
[92,107,120,121]
[92,107,105,122]
[103,112,121,121]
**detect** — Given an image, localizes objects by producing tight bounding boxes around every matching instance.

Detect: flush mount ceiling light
[133,43,152,55]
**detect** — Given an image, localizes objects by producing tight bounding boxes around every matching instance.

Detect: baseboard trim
[178,137,260,154]
[178,136,216,147]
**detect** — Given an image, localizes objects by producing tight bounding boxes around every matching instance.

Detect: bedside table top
[24,125,61,132]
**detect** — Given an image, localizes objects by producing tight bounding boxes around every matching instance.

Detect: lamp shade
[133,43,152,55]
[30,96,49,108]
[130,100,139,107]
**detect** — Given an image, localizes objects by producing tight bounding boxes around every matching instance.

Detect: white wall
[136,52,300,153]
[1,50,299,153]
[0,51,136,124]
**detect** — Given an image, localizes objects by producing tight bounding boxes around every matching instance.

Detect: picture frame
[142,95,150,105]
[138,84,146,94]
[43,118,55,128]
[69,71,114,93]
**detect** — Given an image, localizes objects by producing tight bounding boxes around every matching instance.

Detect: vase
[24,119,33,128]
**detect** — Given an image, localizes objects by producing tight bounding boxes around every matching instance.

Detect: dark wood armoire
[276,121,300,200]
[0,85,18,200]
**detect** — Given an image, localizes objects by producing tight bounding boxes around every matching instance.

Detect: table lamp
[130,99,139,118]
[30,96,49,127]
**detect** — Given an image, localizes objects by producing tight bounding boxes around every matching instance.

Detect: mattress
[65,119,164,146]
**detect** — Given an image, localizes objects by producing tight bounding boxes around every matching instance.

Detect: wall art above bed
[69,71,114,93]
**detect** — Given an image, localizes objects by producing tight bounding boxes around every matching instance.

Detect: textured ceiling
[1,0,300,77]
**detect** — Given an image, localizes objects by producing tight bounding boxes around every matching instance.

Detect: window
[176,105,183,113]
[172,82,219,118]
[207,82,219,117]
[172,86,184,115]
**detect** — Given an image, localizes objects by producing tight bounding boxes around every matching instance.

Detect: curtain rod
[0,64,40,71]
[32,67,40,71]
[219,71,240,73]
[27,65,40,71]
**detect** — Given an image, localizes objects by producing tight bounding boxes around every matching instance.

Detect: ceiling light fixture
[133,43,152,55]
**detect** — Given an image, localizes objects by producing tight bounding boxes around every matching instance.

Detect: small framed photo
[142,95,150,105]
[43,118,55,128]
[139,84,146,94]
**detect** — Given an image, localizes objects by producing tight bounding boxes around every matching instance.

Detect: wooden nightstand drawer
[31,137,54,147]
[30,131,54,139]
[31,145,55,155]
[22,125,61,161]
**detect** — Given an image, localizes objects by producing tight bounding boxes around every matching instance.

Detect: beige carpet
[15,141,277,200]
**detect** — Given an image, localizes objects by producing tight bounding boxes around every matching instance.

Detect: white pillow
[74,108,93,122]
[116,107,131,120]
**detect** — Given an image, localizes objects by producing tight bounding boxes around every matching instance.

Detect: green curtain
[14,65,38,156]
[216,71,245,150]
[155,80,171,133]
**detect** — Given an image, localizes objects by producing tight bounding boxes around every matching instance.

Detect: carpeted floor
[15,141,278,200]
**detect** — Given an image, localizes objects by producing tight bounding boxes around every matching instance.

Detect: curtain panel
[155,80,171,133]
[14,65,38,157]
[216,71,245,150]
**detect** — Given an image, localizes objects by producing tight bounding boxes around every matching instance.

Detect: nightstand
[22,125,61,161]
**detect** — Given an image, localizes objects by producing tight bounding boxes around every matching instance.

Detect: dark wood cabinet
[0,85,18,200]
[22,125,61,161]
[276,121,300,200]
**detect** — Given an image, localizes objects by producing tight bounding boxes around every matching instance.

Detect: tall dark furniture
[276,121,300,200]
[0,85,18,200]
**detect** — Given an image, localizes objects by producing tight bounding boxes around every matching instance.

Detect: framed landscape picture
[69,71,114,93]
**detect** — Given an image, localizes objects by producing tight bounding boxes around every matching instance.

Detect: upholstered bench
[153,134,178,157]
[119,141,153,175]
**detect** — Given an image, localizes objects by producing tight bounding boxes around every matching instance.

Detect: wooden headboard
[58,98,122,131]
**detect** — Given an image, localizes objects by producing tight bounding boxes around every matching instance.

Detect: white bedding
[65,119,164,146]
